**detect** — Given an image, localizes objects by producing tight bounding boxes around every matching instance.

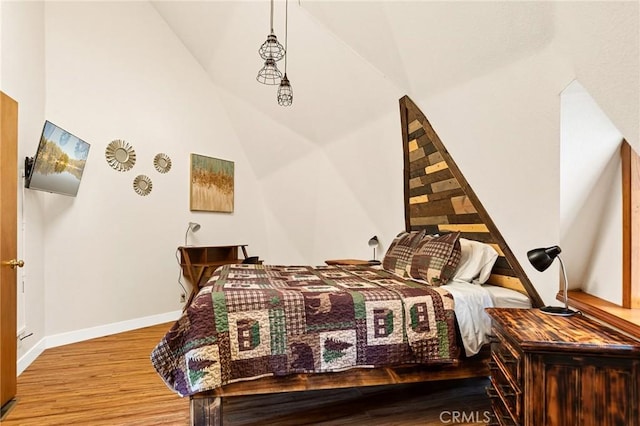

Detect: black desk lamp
[527,245,577,316]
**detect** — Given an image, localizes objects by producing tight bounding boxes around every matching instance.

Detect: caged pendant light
[277,0,293,106]
[257,0,285,85]
[256,58,283,85]
[277,75,293,106]
[259,34,285,63]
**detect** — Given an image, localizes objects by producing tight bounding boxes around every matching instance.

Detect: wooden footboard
[191,395,222,426]
[190,346,490,426]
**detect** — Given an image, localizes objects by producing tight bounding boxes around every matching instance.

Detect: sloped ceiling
[150,1,554,142]
[151,1,639,151]
[151,1,403,147]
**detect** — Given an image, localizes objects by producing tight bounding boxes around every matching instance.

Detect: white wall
[2,0,270,366]
[212,37,406,267]
[41,1,267,335]
[416,44,573,305]
[554,7,639,303]
[285,1,638,306]
[554,1,639,152]
[560,80,624,304]
[1,0,47,367]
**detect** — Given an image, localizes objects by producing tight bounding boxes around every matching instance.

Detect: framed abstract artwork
[190,153,234,213]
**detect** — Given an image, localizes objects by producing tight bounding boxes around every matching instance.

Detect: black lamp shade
[527,244,577,317]
[527,246,561,272]
[368,236,379,247]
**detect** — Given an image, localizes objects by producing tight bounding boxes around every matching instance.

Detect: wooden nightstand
[324,259,381,266]
[485,308,640,426]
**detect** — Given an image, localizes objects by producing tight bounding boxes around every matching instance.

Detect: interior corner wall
[254,107,405,267]
[1,1,47,365]
[297,0,637,309]
[212,37,407,268]
[411,44,573,307]
[554,1,640,151]
[318,108,405,263]
[37,2,266,338]
[560,81,623,304]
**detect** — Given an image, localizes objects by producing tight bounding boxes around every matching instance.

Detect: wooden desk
[179,245,252,305]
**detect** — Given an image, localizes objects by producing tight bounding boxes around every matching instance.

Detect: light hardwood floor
[4,323,189,425]
[4,323,491,425]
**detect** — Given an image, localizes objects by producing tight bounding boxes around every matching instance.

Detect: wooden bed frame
[189,96,543,426]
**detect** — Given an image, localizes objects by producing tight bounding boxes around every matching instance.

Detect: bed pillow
[408,232,461,286]
[382,230,427,277]
[453,238,499,284]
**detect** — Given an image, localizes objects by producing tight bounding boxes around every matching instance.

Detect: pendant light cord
[284,0,288,73]
[270,0,275,33]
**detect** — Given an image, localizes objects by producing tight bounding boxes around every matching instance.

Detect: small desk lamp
[527,245,577,316]
[368,236,379,262]
[184,222,201,246]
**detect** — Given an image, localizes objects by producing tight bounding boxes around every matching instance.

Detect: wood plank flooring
[4,323,189,426]
[4,323,492,425]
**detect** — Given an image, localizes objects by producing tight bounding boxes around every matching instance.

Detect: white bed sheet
[482,284,532,309]
[442,281,532,357]
[442,280,494,357]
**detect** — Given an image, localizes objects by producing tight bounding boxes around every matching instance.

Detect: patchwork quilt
[151,264,460,397]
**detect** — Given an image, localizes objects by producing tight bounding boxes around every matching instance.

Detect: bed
[154,261,471,392]
[151,96,543,425]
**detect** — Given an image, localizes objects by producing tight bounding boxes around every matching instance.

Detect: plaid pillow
[382,230,427,277]
[409,232,462,286]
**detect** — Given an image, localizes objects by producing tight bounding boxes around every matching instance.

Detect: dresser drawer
[489,358,522,423]
[491,398,518,426]
[491,328,522,388]
[486,385,518,426]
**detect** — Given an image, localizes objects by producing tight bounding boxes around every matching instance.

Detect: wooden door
[0,92,19,416]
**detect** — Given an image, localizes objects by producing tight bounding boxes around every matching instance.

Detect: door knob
[2,259,24,269]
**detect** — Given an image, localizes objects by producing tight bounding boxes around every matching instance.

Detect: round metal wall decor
[133,174,152,196]
[105,139,136,172]
[153,153,172,174]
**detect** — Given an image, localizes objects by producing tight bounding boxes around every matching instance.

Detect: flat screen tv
[25,121,90,197]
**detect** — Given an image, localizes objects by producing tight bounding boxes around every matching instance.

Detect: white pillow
[452,238,498,284]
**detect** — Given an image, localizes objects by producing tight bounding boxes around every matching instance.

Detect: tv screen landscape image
[26,121,90,197]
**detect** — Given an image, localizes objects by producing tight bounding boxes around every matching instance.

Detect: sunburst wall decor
[153,153,172,174]
[133,174,152,196]
[105,139,136,172]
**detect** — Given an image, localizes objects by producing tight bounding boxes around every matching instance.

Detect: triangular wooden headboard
[399,95,543,308]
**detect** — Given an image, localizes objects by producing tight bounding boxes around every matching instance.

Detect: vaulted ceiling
[151,1,639,152]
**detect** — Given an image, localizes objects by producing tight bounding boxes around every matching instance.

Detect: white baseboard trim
[17,336,46,376]
[46,310,182,348]
[17,310,181,375]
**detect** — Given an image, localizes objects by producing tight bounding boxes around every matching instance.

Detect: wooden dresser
[485,308,640,426]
